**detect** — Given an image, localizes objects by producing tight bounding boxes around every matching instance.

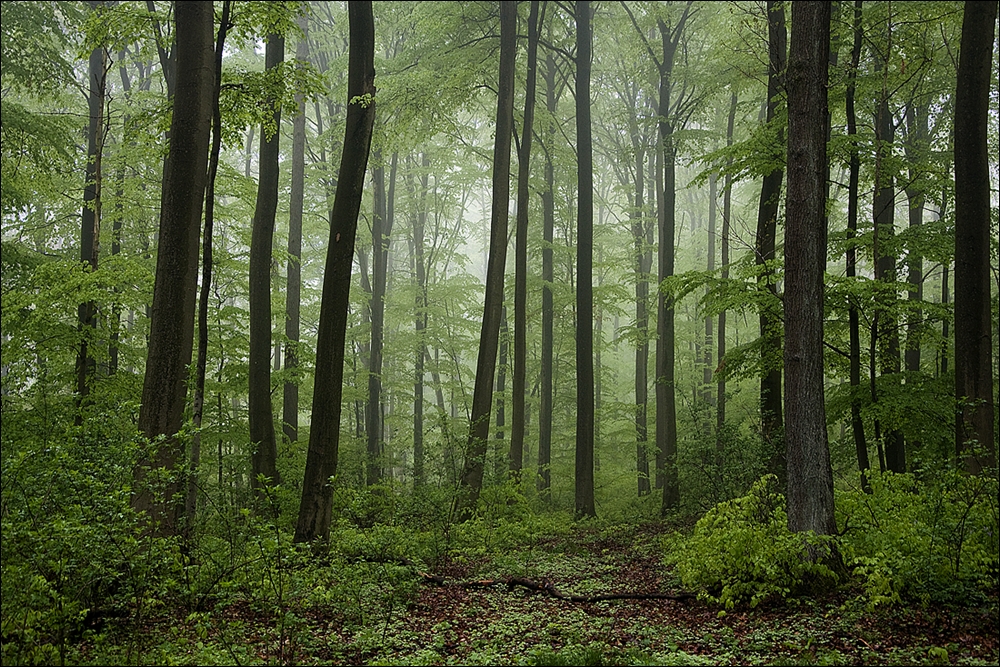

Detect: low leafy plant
[665,475,838,608]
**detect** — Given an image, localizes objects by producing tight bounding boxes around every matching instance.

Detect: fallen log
[421,573,695,603]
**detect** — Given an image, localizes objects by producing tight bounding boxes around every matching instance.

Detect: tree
[295,0,376,544]
[189,0,232,533]
[249,31,284,492]
[509,0,540,480]
[284,11,309,446]
[953,0,997,475]
[453,0,516,521]
[75,0,106,422]
[132,0,215,535]
[784,0,836,538]
[755,0,786,478]
[575,0,596,519]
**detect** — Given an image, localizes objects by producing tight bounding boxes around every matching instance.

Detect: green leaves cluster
[665,475,838,609]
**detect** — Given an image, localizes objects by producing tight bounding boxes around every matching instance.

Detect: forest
[1,0,998,665]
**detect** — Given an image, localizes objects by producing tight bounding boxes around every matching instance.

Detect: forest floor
[78,522,999,666]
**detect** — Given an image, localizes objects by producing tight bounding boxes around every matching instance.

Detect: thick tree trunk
[133,1,215,536]
[953,0,997,475]
[249,33,284,492]
[756,0,786,480]
[784,0,837,539]
[284,13,309,446]
[510,0,540,480]
[295,1,376,543]
[575,0,596,520]
[453,1,516,521]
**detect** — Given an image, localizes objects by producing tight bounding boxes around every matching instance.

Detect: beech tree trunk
[295,1,376,543]
[454,1,516,520]
[510,0,540,480]
[575,0,596,519]
[755,0,786,480]
[249,33,284,492]
[133,1,214,536]
[953,0,997,474]
[284,12,309,446]
[784,0,837,539]
[538,47,558,500]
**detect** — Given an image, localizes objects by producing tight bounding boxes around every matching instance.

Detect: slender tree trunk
[368,151,388,486]
[284,13,309,446]
[76,2,106,422]
[756,0,786,480]
[538,47,557,501]
[133,1,214,535]
[249,33,284,492]
[873,47,905,474]
[845,0,870,491]
[703,174,716,405]
[510,0,540,480]
[189,0,231,534]
[953,0,997,474]
[574,0,596,520]
[717,90,737,455]
[453,1,516,521]
[295,1,376,543]
[495,308,509,480]
[413,155,429,487]
[632,116,651,497]
[784,0,837,540]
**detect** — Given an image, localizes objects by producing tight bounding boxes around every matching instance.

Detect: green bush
[836,469,999,607]
[665,475,838,609]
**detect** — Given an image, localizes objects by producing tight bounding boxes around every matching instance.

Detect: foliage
[837,469,1000,608]
[665,475,839,609]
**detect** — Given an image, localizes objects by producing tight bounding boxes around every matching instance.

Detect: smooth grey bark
[249,33,284,492]
[413,154,429,487]
[189,0,231,533]
[510,0,540,480]
[784,0,837,539]
[717,90,737,454]
[575,0,596,519]
[953,0,997,474]
[538,46,557,500]
[76,0,105,420]
[295,1,376,543]
[755,0,786,480]
[844,0,870,490]
[133,1,214,535]
[454,1,516,520]
[284,12,309,446]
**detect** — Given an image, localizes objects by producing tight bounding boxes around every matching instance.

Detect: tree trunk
[845,0,870,491]
[632,108,651,497]
[249,33,284,493]
[575,0,596,520]
[284,12,309,446]
[717,90,737,455]
[295,1,376,543]
[189,0,231,534]
[953,0,997,474]
[76,0,105,421]
[510,0,540,480]
[453,1,516,521]
[872,49,905,474]
[756,0,786,480]
[703,174,715,405]
[538,47,557,501]
[133,1,214,536]
[784,0,837,539]
[413,154,429,487]
[495,308,509,480]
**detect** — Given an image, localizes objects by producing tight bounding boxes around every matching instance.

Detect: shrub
[665,475,838,609]
[836,469,999,607]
